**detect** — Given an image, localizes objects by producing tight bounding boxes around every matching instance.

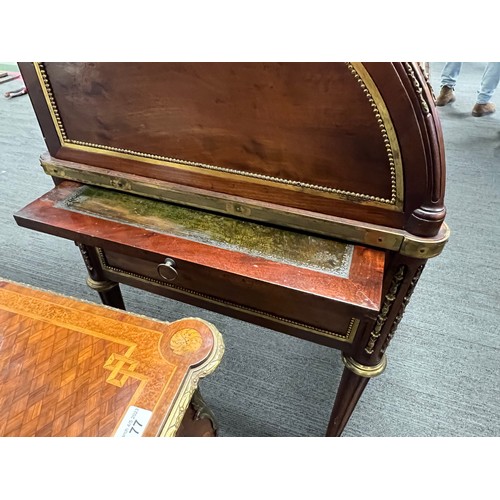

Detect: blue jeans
[440,62,500,104]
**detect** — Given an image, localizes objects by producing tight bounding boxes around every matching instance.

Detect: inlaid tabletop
[0,278,224,437]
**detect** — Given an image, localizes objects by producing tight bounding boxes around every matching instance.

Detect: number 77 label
[114,406,153,437]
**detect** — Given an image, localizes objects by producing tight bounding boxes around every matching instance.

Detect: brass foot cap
[342,354,387,378]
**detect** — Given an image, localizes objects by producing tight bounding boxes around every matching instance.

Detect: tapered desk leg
[76,243,126,310]
[326,354,387,437]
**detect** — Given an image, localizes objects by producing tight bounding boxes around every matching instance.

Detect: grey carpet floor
[0,62,498,437]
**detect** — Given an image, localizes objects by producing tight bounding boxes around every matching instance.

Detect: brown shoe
[436,85,456,106]
[471,102,496,117]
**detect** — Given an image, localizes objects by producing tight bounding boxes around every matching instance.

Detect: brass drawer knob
[157,258,178,281]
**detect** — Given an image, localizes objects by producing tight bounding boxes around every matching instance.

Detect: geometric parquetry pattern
[103,353,139,388]
[0,309,140,436]
[0,278,223,437]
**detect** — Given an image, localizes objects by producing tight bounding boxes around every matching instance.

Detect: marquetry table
[0,278,224,437]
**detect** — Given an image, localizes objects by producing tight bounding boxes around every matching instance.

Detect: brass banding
[342,354,387,378]
[85,276,119,293]
[42,158,449,259]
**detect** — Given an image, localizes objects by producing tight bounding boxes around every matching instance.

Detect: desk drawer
[98,247,364,344]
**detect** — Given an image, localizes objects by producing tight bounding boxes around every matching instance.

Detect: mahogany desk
[0,278,224,437]
[15,62,450,436]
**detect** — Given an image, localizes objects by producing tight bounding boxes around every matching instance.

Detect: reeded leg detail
[326,260,425,436]
[326,354,387,437]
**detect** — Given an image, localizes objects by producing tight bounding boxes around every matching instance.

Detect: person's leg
[440,62,463,88]
[437,62,462,106]
[472,62,500,116]
[477,62,500,103]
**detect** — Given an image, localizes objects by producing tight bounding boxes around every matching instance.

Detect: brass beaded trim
[35,62,403,209]
[35,63,67,143]
[95,248,358,342]
[67,137,390,202]
[346,63,400,206]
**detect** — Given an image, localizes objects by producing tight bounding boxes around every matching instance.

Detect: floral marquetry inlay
[170,328,203,355]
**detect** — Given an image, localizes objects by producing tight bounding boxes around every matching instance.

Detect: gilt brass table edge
[158,322,225,437]
[41,159,450,259]
[34,62,401,210]
[95,248,360,343]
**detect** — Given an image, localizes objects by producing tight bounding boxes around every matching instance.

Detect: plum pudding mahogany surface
[15,62,449,436]
[0,278,224,437]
